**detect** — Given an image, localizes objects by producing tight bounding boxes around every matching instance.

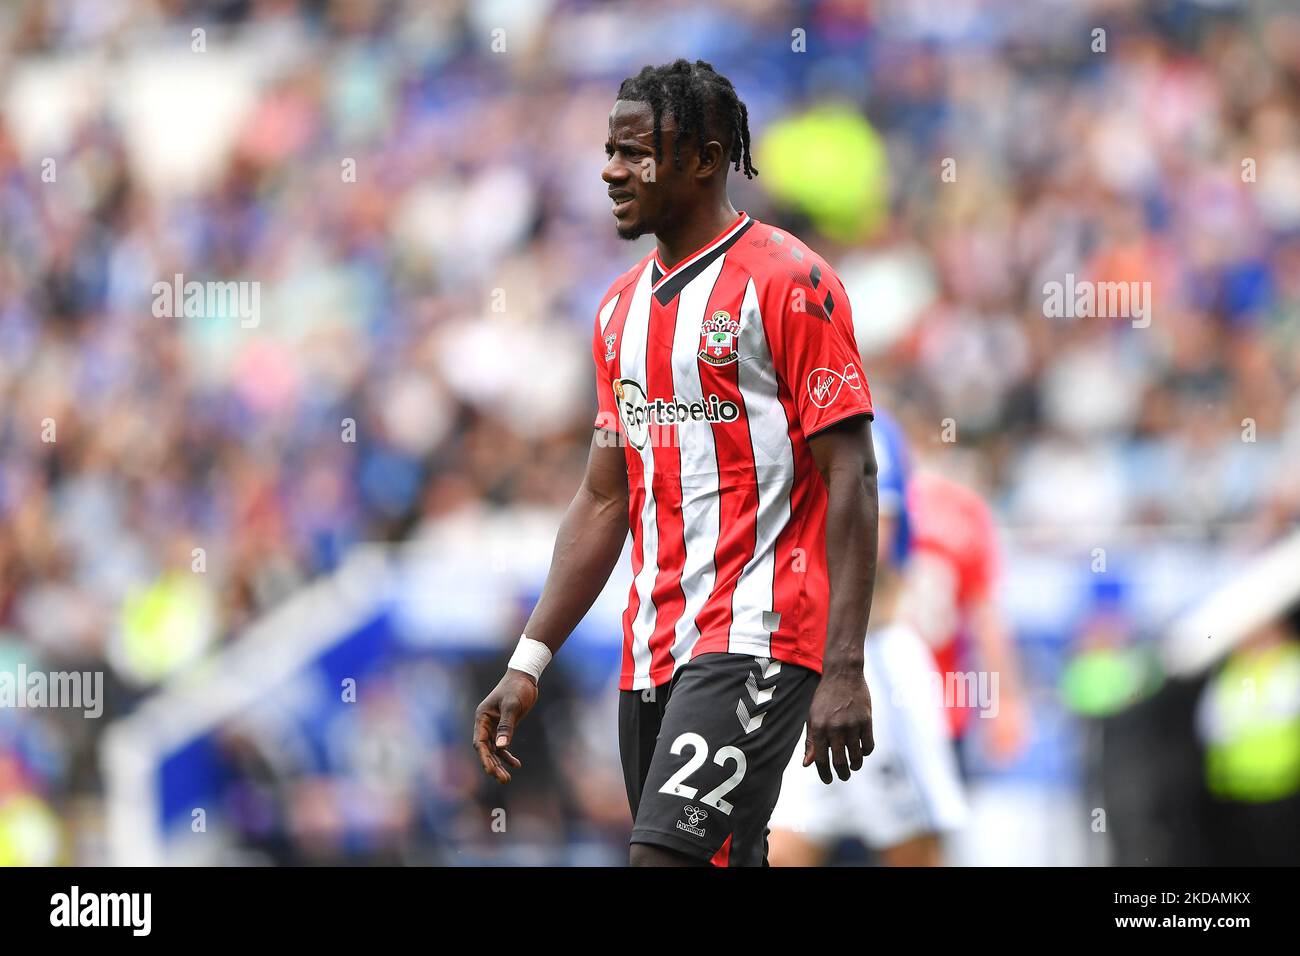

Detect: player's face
[602,99,691,240]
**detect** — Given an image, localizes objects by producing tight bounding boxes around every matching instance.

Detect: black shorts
[618,651,819,867]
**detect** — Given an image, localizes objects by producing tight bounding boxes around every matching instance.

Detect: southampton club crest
[698,310,741,366]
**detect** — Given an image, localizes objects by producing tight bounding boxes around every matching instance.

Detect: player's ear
[695,139,726,180]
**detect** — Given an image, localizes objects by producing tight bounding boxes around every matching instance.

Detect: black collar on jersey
[650,216,755,306]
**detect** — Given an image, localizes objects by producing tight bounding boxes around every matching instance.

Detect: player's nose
[601,159,628,186]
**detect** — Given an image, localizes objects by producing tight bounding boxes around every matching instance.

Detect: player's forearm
[520,480,628,656]
[821,460,878,677]
[971,600,1023,697]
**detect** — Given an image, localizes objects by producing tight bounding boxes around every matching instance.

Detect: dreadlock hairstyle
[616,59,758,180]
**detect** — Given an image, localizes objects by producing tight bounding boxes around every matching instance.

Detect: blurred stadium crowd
[1,0,1298,865]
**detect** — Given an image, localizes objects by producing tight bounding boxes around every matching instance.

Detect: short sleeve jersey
[591,212,873,690]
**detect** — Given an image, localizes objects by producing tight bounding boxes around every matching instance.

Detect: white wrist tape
[508,635,552,682]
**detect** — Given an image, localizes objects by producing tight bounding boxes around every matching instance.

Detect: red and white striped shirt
[592,212,873,691]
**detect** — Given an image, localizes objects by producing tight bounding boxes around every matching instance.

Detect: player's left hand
[802,669,874,784]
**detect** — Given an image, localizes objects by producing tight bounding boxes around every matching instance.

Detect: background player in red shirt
[903,470,1029,766]
[769,411,968,866]
[473,60,880,866]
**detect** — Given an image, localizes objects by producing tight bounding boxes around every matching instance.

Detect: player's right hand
[472,670,538,784]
